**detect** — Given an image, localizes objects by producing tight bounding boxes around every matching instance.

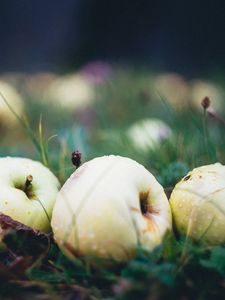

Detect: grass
[0,67,225,299]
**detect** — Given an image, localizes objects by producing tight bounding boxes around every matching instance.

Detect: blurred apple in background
[0,157,60,239]
[1,72,26,88]
[0,80,24,128]
[24,72,57,98]
[51,155,172,261]
[44,73,95,111]
[153,73,190,110]
[170,163,225,245]
[127,118,172,153]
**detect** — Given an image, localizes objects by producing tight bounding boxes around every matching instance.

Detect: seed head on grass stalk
[201,96,211,110]
[71,150,82,169]
[201,96,217,162]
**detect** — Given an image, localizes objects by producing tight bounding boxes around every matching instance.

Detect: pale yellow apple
[153,73,190,110]
[24,72,57,97]
[170,163,225,244]
[0,80,24,128]
[44,73,95,111]
[0,157,60,234]
[127,118,172,152]
[51,155,172,261]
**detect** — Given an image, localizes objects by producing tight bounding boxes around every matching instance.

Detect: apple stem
[71,150,82,169]
[24,175,33,193]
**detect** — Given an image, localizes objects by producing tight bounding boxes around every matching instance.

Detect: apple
[153,73,190,110]
[0,157,60,235]
[0,80,24,128]
[24,72,57,98]
[44,73,95,111]
[51,155,172,261]
[170,163,225,245]
[127,118,172,152]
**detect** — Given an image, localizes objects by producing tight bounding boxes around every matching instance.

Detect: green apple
[127,118,172,152]
[170,163,225,244]
[0,157,60,234]
[51,155,172,261]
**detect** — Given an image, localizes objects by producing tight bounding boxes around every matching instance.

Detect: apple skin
[51,155,172,261]
[0,157,60,234]
[170,163,225,245]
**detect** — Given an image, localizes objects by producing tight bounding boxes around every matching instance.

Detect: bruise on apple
[130,207,139,213]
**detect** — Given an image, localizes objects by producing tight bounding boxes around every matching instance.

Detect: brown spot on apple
[143,217,158,233]
[130,207,140,213]
[183,175,191,181]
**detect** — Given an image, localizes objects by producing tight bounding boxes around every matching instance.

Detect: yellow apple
[44,73,95,111]
[51,155,172,261]
[153,73,190,110]
[170,163,225,244]
[0,157,60,234]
